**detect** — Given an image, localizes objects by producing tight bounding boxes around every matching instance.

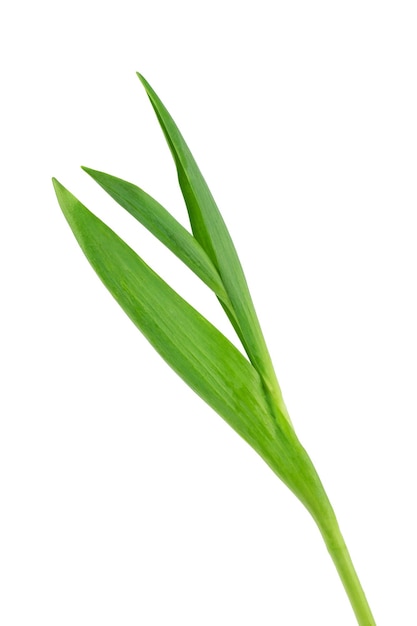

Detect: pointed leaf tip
[136,72,149,92]
[52,178,68,204]
[81,166,95,176]
[136,74,291,426]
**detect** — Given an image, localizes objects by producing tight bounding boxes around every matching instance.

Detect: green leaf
[52,74,377,624]
[137,73,291,426]
[52,178,275,449]
[81,166,233,308]
[52,178,332,521]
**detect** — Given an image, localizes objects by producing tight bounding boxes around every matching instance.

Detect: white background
[1,2,416,624]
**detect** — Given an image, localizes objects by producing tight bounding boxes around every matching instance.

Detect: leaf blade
[137,73,291,426]
[53,178,332,523]
[52,177,277,450]
[81,166,231,305]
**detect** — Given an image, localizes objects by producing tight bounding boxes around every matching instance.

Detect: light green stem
[266,413,376,624]
[318,515,376,625]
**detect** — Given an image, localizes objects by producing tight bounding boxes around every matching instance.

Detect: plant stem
[266,415,376,624]
[318,514,376,625]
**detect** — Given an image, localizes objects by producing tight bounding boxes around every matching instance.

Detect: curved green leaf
[137,73,291,427]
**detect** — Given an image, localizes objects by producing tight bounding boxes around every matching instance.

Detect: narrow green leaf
[81,166,232,307]
[52,178,277,451]
[136,73,291,427]
[52,178,332,521]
